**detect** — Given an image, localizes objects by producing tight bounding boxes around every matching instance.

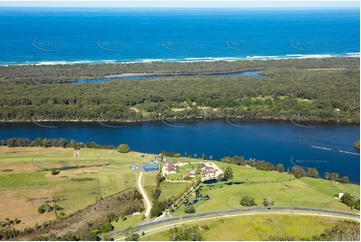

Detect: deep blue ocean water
[0,7,359,65]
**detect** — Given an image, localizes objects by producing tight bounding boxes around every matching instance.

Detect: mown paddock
[141,215,341,241]
[171,162,360,216]
[158,182,190,202]
[0,147,150,228]
[142,172,158,202]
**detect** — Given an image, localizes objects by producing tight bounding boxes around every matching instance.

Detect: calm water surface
[0,120,359,183]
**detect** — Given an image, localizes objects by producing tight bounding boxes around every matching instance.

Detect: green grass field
[0,146,150,228]
[141,215,340,241]
[158,182,190,201]
[1,147,359,240]
[142,172,158,203]
[171,163,360,216]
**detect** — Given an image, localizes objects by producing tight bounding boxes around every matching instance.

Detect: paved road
[110,206,359,239]
[138,172,151,218]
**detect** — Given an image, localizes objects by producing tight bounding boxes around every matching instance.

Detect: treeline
[221,155,350,183]
[222,156,284,172]
[0,137,115,149]
[0,58,359,123]
[149,173,174,218]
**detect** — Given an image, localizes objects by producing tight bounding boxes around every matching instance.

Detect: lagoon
[72,71,266,84]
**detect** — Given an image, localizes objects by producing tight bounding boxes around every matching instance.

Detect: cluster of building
[162,161,222,181]
[131,155,223,180]
[163,161,187,174]
[199,162,217,180]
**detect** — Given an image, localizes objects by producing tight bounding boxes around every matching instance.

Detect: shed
[143,164,158,172]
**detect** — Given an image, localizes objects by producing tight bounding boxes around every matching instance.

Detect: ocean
[0,7,359,65]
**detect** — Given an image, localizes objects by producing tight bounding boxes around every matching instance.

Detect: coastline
[0,54,359,67]
[1,116,359,126]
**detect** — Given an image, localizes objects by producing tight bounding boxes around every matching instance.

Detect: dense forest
[0,57,359,123]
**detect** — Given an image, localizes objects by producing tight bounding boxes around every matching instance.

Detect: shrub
[99,222,114,233]
[118,144,130,153]
[240,196,257,207]
[150,201,165,218]
[185,205,195,214]
[340,176,349,184]
[340,193,360,210]
[263,198,274,207]
[151,188,161,200]
[50,168,60,175]
[38,204,53,214]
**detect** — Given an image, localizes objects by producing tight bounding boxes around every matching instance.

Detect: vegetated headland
[0,57,359,123]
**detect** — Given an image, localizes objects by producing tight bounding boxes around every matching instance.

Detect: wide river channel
[0,120,359,183]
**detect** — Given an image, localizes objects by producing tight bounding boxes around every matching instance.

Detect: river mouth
[71,70,267,84]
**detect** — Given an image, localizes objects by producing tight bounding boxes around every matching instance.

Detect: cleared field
[142,172,158,188]
[1,147,359,238]
[111,213,146,233]
[141,215,340,241]
[158,182,190,201]
[171,162,360,216]
[142,172,158,204]
[0,146,149,228]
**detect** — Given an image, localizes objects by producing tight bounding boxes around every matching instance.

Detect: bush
[291,166,305,179]
[150,201,165,218]
[185,205,195,214]
[38,204,53,214]
[263,198,274,207]
[240,196,257,207]
[118,144,130,153]
[151,188,161,200]
[125,231,139,241]
[50,168,60,175]
[340,193,360,210]
[169,225,202,241]
[340,176,349,184]
[99,222,114,233]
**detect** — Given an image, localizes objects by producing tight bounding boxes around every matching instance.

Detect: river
[0,120,359,183]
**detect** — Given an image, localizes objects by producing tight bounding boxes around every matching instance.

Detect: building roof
[143,164,158,172]
[167,164,177,172]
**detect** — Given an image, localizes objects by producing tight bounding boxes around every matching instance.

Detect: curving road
[138,172,151,219]
[110,206,359,239]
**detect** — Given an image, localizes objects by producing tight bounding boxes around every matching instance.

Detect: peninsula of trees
[0,57,359,123]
